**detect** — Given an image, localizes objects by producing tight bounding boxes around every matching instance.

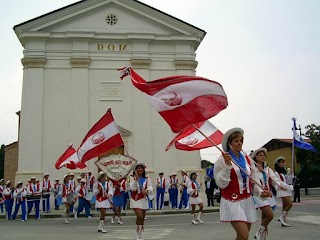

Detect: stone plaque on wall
[100,82,122,101]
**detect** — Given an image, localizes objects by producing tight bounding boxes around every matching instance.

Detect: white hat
[69,173,74,176]
[181,169,187,174]
[63,174,69,180]
[44,173,49,176]
[35,179,39,182]
[6,180,11,185]
[16,181,23,188]
[172,172,177,175]
[0,178,4,182]
[251,148,267,159]
[77,177,81,180]
[274,156,285,165]
[133,162,145,170]
[98,171,106,178]
[80,179,87,183]
[221,127,244,152]
[31,176,36,180]
[55,178,59,181]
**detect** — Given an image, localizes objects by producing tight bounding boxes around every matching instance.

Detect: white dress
[187,181,203,205]
[93,181,113,209]
[214,155,263,223]
[130,176,153,210]
[274,172,293,198]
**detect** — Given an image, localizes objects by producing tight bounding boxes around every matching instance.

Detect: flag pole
[291,117,296,175]
[192,124,264,190]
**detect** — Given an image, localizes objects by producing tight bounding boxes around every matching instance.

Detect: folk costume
[187,176,204,224]
[3,181,14,220]
[178,171,190,209]
[169,174,179,209]
[12,183,27,221]
[155,173,166,210]
[41,173,52,213]
[26,179,42,219]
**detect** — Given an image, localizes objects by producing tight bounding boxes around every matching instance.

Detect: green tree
[201,159,214,169]
[296,124,320,188]
[0,144,4,179]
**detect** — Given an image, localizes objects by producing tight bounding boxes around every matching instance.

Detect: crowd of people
[0,128,303,240]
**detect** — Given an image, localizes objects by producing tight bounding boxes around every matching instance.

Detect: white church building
[13,0,207,182]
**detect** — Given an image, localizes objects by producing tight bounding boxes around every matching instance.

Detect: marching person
[61,174,75,224]
[41,173,52,213]
[25,178,33,214]
[86,171,96,191]
[0,179,5,213]
[3,180,14,220]
[155,172,166,210]
[187,172,204,224]
[214,128,270,240]
[169,173,179,209]
[179,170,190,209]
[110,178,124,224]
[11,181,27,221]
[53,178,62,210]
[130,163,153,240]
[75,179,91,218]
[27,177,42,219]
[251,148,280,239]
[93,171,113,233]
[121,177,129,210]
[274,157,293,227]
[69,173,76,214]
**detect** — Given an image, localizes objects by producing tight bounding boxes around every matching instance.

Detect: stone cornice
[70,57,91,68]
[174,59,198,70]
[130,58,152,69]
[21,57,47,68]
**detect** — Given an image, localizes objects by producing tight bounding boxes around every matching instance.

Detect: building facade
[13,0,206,183]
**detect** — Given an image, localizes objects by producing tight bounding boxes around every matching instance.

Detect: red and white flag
[165,121,223,151]
[120,67,228,133]
[55,145,86,170]
[77,108,124,163]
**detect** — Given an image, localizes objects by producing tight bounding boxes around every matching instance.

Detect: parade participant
[178,170,190,209]
[155,172,166,210]
[251,148,280,239]
[169,173,179,209]
[69,173,76,214]
[187,172,204,224]
[3,180,14,220]
[168,174,172,208]
[12,181,27,221]
[274,157,293,227]
[86,171,96,191]
[130,163,153,240]
[53,178,62,210]
[61,174,75,224]
[110,178,124,224]
[27,177,42,219]
[293,175,301,203]
[93,171,113,233]
[214,128,270,240]
[75,179,91,218]
[0,179,5,213]
[120,177,129,210]
[26,178,33,214]
[41,173,52,213]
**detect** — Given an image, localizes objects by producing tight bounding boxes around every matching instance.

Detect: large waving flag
[78,108,124,163]
[119,67,228,133]
[292,118,317,152]
[165,121,223,151]
[55,145,86,170]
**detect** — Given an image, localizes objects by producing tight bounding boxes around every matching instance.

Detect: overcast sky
[1,0,319,162]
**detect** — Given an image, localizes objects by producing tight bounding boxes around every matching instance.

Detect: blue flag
[292,118,317,152]
[206,166,214,178]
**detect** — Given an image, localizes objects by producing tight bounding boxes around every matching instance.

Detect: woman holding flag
[130,163,153,240]
[94,171,113,233]
[274,157,293,227]
[214,128,271,240]
[251,148,280,239]
[187,172,204,224]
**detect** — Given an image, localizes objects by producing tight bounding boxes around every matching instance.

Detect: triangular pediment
[14,0,205,44]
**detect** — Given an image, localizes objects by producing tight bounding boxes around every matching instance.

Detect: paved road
[1,199,319,240]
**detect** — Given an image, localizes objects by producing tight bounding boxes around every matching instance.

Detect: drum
[66,193,75,203]
[33,194,42,200]
[85,191,93,201]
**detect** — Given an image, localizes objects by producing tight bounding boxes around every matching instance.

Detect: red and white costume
[93,181,113,209]
[155,177,166,189]
[214,154,263,223]
[27,183,42,198]
[86,173,96,190]
[130,176,153,210]
[14,188,27,202]
[61,183,74,203]
[120,179,127,192]
[42,179,52,195]
[253,166,279,209]
[274,172,293,198]
[187,180,203,205]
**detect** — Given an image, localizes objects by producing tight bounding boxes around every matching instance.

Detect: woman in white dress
[214,128,271,240]
[187,172,204,224]
[274,157,293,227]
[130,163,153,240]
[251,148,280,240]
[61,174,75,224]
[93,171,113,233]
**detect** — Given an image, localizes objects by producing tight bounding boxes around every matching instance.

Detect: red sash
[190,182,199,198]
